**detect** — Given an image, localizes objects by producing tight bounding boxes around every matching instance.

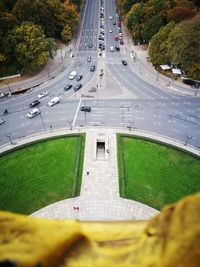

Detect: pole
[97,84,99,106]
[184,135,192,146]
[50,125,52,133]
[38,109,46,131]
[5,134,13,144]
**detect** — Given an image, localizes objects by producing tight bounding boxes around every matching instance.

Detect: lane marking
[72,98,82,126]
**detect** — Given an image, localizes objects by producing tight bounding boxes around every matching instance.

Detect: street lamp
[67,120,73,130]
[195,82,199,96]
[47,69,50,78]
[7,82,12,96]
[96,84,99,106]
[50,125,53,133]
[184,135,192,146]
[5,134,13,144]
[38,108,46,131]
[127,120,134,131]
[99,69,104,87]
[156,71,159,81]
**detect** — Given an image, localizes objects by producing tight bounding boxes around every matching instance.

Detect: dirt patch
[133,44,148,51]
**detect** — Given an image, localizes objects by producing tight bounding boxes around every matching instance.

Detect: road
[0,0,200,149]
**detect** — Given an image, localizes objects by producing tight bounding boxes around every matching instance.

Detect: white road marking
[72,98,82,126]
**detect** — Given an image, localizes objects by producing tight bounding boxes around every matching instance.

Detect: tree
[11,21,56,72]
[142,15,164,42]
[149,22,175,65]
[167,19,200,80]
[61,24,72,43]
[117,0,137,15]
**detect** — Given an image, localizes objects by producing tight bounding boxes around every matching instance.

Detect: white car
[0,118,5,125]
[27,108,40,118]
[48,96,60,107]
[109,29,113,33]
[69,71,77,80]
[110,46,114,52]
[38,91,48,99]
[109,16,112,19]
[0,93,5,98]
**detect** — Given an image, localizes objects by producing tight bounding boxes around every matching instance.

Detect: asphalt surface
[0,0,200,149]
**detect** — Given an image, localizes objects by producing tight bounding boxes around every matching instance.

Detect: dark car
[87,56,91,62]
[90,65,95,72]
[115,45,120,51]
[29,100,40,108]
[76,75,83,81]
[64,84,72,91]
[74,83,82,91]
[80,106,91,112]
[122,60,127,65]
[120,39,124,45]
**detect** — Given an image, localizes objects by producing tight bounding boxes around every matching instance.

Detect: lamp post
[5,134,13,144]
[50,125,53,133]
[128,120,134,131]
[38,108,46,131]
[184,135,192,146]
[156,71,159,81]
[96,84,99,106]
[99,69,104,87]
[7,82,12,96]
[67,120,73,130]
[47,69,50,78]
[195,82,199,96]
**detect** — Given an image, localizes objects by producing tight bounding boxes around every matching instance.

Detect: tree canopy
[117,0,200,79]
[0,0,80,76]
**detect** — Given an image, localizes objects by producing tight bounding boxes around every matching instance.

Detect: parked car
[90,65,95,72]
[110,46,114,52]
[69,71,77,80]
[0,118,5,125]
[48,96,60,106]
[27,108,40,118]
[122,60,127,65]
[74,84,82,91]
[38,91,48,99]
[115,45,120,51]
[80,106,91,112]
[29,100,40,108]
[64,84,72,91]
[109,29,113,33]
[120,39,124,45]
[76,75,83,81]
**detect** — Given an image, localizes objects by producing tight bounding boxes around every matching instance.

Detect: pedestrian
[87,171,89,175]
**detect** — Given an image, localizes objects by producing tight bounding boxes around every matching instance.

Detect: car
[48,96,60,107]
[115,45,120,51]
[119,32,122,37]
[38,91,48,99]
[90,65,95,72]
[0,93,5,98]
[87,56,91,62]
[69,71,77,80]
[74,83,82,91]
[27,108,40,118]
[112,21,116,25]
[122,60,127,65]
[76,75,83,81]
[110,46,114,52]
[0,118,5,125]
[64,84,72,91]
[80,106,91,112]
[120,39,124,45]
[109,16,112,19]
[88,43,93,48]
[29,100,40,108]
[109,29,113,33]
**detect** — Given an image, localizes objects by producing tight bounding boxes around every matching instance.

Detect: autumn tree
[167,19,200,80]
[149,22,175,65]
[117,0,137,16]
[10,21,56,72]
[61,24,72,43]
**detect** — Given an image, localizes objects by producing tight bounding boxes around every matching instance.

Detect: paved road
[0,0,200,149]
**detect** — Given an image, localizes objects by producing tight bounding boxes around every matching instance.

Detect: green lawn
[0,135,85,215]
[117,135,200,210]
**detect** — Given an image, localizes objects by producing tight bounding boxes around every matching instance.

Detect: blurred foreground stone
[0,193,200,267]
